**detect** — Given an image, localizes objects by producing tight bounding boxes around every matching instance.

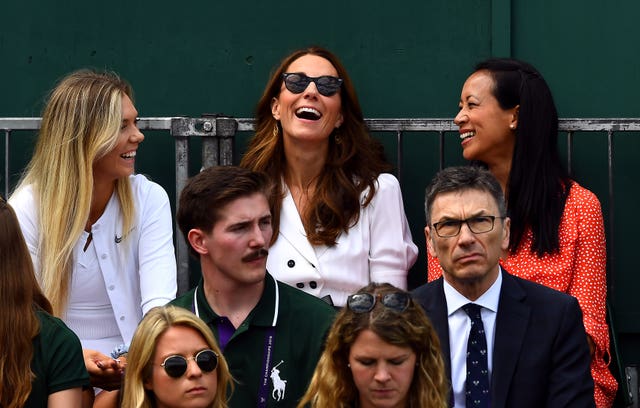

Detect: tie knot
[463,303,482,320]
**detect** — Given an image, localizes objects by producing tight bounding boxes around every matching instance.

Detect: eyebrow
[435,210,488,221]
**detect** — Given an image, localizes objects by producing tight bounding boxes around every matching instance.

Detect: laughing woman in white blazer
[241,46,417,307]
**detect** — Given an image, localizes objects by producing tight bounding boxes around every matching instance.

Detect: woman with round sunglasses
[427,58,616,406]
[298,283,447,408]
[241,46,417,307]
[121,305,232,408]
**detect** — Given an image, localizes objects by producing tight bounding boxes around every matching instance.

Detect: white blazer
[267,173,418,307]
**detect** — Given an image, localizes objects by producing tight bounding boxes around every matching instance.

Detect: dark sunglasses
[160,349,218,378]
[347,292,411,313]
[281,72,343,97]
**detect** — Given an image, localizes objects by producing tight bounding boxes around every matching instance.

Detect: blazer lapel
[491,270,530,408]
[277,187,320,268]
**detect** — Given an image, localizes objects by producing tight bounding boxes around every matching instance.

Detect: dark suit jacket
[412,270,595,408]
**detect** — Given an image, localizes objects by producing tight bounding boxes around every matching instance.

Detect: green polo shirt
[171,273,336,407]
[26,310,90,407]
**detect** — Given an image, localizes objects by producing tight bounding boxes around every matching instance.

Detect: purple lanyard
[192,287,277,407]
[257,327,276,408]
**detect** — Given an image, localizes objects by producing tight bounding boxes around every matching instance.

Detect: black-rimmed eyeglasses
[282,73,343,97]
[432,215,505,238]
[160,349,218,378]
[347,292,410,313]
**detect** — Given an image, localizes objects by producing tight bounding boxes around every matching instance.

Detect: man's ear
[187,229,209,256]
[501,217,511,252]
[425,226,438,258]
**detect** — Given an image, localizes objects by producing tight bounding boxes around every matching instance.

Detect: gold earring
[273,123,279,138]
[334,129,342,144]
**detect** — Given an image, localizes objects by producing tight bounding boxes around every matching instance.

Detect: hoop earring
[334,129,342,144]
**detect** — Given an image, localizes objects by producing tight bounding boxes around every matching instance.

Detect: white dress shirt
[444,269,502,408]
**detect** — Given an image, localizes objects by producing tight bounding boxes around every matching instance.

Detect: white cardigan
[267,173,418,307]
[10,174,177,347]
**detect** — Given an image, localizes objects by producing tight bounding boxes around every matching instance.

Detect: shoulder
[169,289,196,309]
[36,309,82,344]
[411,279,442,305]
[8,184,36,209]
[365,173,403,204]
[375,173,401,192]
[566,181,602,211]
[504,272,579,308]
[129,174,170,199]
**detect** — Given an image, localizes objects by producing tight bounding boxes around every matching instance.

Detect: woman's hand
[83,349,126,391]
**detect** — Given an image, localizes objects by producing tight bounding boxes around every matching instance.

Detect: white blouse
[267,173,418,307]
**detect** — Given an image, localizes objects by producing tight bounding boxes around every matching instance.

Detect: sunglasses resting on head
[347,292,411,313]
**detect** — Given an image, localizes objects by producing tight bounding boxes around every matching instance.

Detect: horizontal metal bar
[3,117,640,133]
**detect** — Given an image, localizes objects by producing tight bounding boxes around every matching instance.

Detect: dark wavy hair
[240,46,391,246]
[474,58,571,255]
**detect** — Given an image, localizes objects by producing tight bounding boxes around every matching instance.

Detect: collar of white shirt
[443,266,502,315]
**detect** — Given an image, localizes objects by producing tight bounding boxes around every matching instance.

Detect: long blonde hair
[12,69,135,316]
[121,306,233,408]
[298,283,448,408]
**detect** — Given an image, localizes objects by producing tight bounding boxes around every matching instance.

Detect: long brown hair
[240,46,391,245]
[0,198,52,408]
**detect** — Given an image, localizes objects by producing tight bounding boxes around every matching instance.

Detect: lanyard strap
[257,327,276,408]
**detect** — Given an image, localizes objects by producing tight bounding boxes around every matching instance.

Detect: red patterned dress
[427,182,618,407]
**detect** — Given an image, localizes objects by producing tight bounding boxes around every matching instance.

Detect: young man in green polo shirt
[171,165,335,407]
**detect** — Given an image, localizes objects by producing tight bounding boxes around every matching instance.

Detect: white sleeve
[8,186,41,275]
[367,174,418,290]
[135,180,177,313]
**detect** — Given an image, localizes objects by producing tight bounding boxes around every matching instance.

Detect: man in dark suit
[413,166,594,408]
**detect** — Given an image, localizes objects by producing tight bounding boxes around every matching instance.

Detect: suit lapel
[417,279,453,406]
[491,270,530,408]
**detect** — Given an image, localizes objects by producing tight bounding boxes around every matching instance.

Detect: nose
[131,124,145,143]
[185,358,203,378]
[302,81,319,98]
[457,221,477,245]
[454,109,467,126]
[249,224,266,247]
[373,364,391,382]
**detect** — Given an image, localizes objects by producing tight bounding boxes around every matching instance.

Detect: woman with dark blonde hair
[241,46,417,307]
[298,283,447,408]
[121,305,232,408]
[9,69,177,393]
[0,197,90,407]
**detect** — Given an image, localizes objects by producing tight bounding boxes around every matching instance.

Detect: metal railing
[2,116,640,294]
[3,116,640,405]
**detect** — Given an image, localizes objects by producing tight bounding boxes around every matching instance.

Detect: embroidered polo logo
[115,234,123,243]
[270,360,287,401]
